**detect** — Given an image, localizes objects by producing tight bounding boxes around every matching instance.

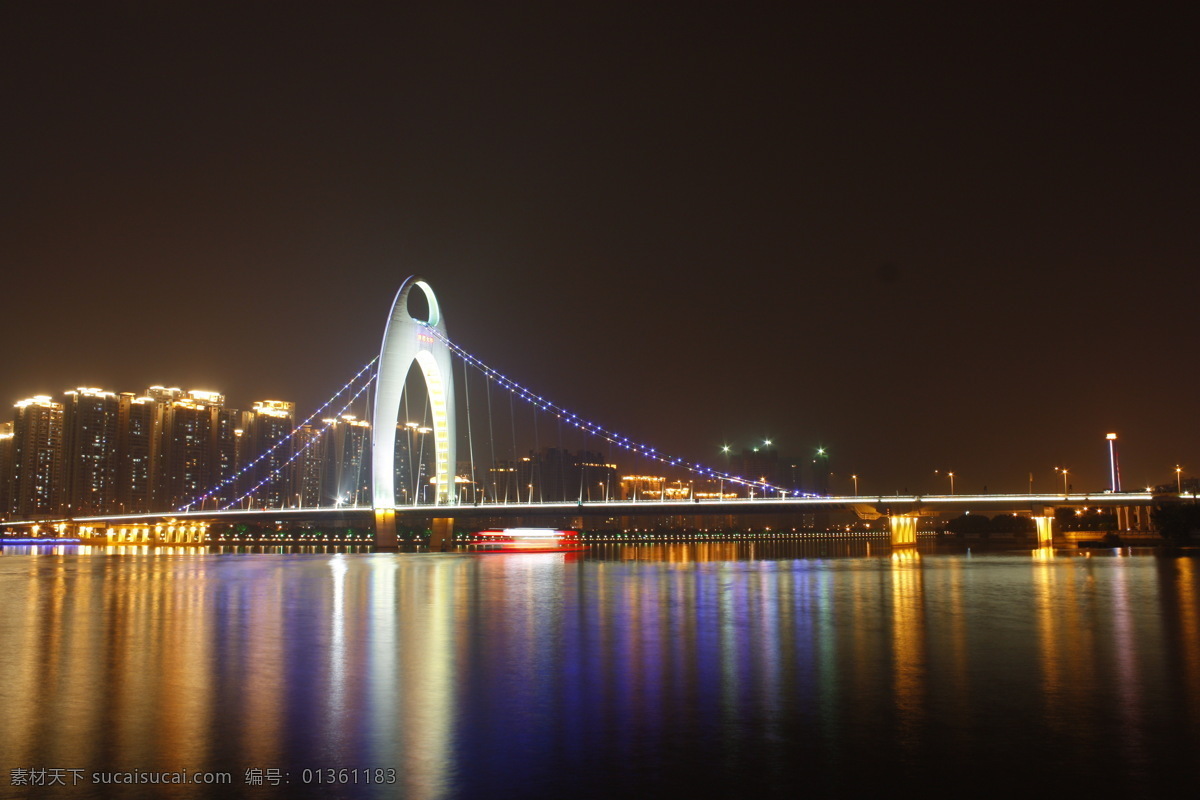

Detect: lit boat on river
[467,528,587,553]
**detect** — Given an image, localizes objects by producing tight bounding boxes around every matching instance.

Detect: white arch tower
[372,277,456,531]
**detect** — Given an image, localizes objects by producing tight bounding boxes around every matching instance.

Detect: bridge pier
[375,508,398,551]
[430,517,454,552]
[1032,515,1054,547]
[1116,504,1153,533]
[889,515,918,547]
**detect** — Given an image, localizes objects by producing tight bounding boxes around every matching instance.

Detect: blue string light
[426,326,786,494]
[220,370,376,511]
[179,357,378,511]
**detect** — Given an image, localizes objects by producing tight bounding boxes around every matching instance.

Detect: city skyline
[6,9,1199,799]
[1,368,1183,516]
[4,5,1195,495]
[0,374,827,519]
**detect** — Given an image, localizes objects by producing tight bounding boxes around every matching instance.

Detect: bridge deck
[5,490,1163,528]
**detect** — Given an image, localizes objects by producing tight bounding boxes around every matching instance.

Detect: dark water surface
[2,542,1198,799]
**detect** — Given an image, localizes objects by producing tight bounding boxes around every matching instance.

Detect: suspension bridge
[18,277,1171,548]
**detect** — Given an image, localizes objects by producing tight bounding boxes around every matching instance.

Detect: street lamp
[720,445,731,499]
[1058,467,1069,495]
[852,474,858,496]
[949,471,955,495]
[1177,465,1183,493]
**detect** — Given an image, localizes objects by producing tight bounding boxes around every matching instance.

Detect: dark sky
[3,3,1196,495]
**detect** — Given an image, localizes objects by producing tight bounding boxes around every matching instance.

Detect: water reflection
[0,546,1198,797]
[889,550,925,758]
[583,538,879,562]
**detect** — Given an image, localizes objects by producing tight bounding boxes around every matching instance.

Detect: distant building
[8,396,64,517]
[61,388,120,516]
[324,415,371,506]
[212,406,241,508]
[736,445,780,495]
[520,448,618,502]
[0,422,13,517]
[153,390,229,511]
[393,421,430,504]
[620,474,665,501]
[144,385,184,404]
[116,393,156,514]
[242,400,295,508]
[810,448,831,496]
[454,461,483,504]
[291,423,326,507]
[485,460,519,504]
[126,387,244,512]
[728,444,820,495]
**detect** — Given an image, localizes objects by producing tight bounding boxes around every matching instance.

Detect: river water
[1,542,1198,798]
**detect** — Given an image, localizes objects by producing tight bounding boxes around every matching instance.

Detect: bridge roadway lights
[889,515,918,547]
[102,521,207,545]
[372,276,456,548]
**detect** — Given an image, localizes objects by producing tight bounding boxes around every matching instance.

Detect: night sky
[4,3,1196,495]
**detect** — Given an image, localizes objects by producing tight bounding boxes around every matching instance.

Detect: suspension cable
[180,357,378,511]
[461,352,477,504]
[221,371,375,510]
[424,327,785,495]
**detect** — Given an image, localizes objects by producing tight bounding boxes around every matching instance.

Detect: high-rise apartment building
[291,423,326,508]
[324,415,371,506]
[529,448,618,503]
[153,389,234,511]
[144,386,184,404]
[8,396,64,517]
[61,388,120,516]
[485,460,519,504]
[212,406,241,508]
[242,400,295,508]
[117,393,156,513]
[394,421,432,504]
[0,422,13,517]
[141,388,247,512]
[156,397,214,511]
[0,382,386,515]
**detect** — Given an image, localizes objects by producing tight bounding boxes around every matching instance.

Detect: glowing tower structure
[373,277,456,544]
[1106,433,1121,493]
